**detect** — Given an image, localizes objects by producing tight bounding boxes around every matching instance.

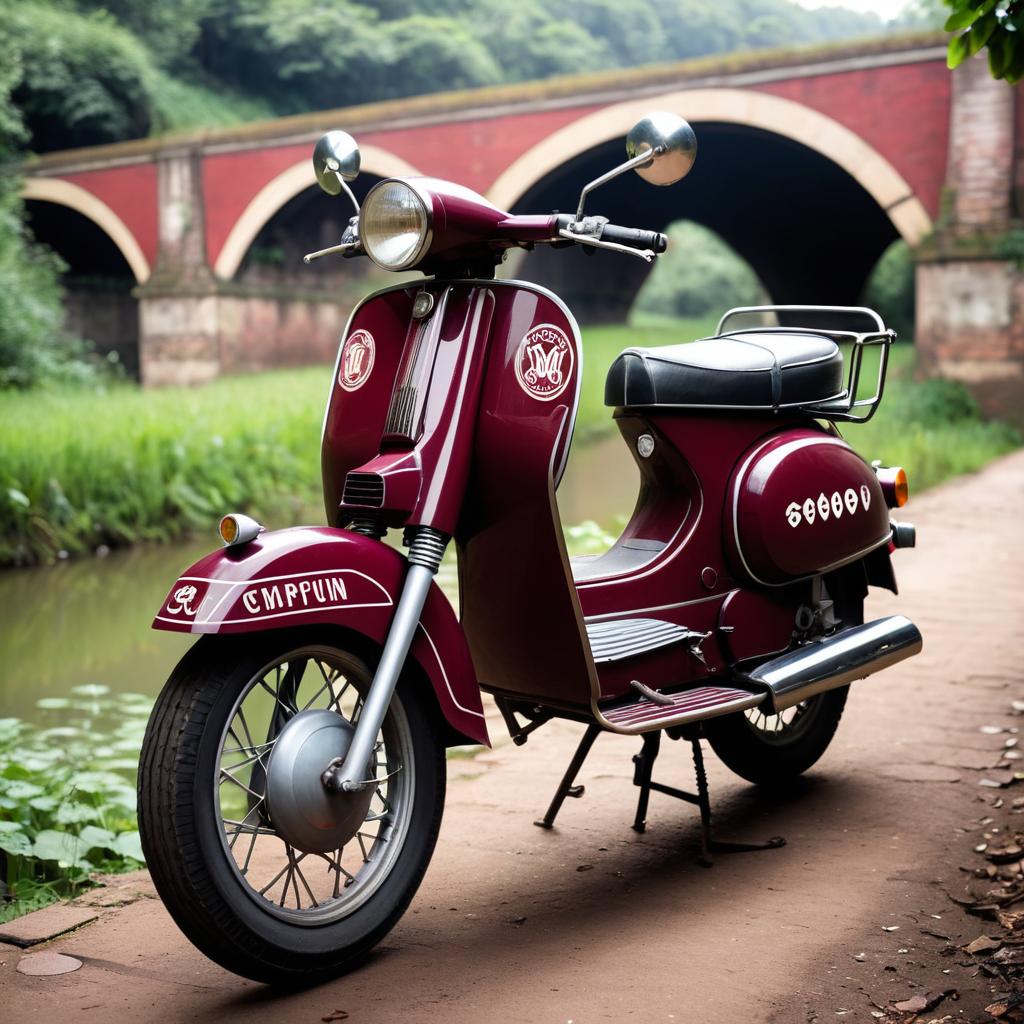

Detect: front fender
[153,526,488,746]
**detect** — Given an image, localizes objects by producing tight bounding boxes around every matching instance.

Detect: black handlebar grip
[600,223,668,253]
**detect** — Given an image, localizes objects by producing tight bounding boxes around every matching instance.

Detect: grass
[0,323,1018,566]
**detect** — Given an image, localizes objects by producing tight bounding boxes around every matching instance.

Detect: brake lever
[557,227,656,263]
[303,215,361,264]
[303,240,361,264]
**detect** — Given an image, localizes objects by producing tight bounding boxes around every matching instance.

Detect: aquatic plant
[0,685,151,921]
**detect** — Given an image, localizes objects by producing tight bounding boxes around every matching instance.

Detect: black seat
[604,331,845,410]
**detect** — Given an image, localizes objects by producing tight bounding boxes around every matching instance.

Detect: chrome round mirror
[313,131,361,196]
[626,113,697,187]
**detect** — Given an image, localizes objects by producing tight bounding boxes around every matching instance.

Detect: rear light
[875,466,909,508]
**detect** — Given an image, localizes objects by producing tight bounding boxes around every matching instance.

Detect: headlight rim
[361,178,434,272]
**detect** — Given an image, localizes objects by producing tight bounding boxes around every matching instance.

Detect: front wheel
[138,631,445,985]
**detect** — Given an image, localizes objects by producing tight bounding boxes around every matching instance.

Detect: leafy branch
[945,0,1024,82]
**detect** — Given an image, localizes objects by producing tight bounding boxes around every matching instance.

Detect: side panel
[456,280,596,709]
[153,527,488,745]
[321,286,417,525]
[726,430,891,586]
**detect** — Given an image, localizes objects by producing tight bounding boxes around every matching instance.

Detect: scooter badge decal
[166,584,200,617]
[339,330,375,392]
[514,323,574,402]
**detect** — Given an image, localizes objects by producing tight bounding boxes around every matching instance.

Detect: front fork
[321,526,448,793]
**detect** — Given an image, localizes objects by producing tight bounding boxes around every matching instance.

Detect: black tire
[704,686,849,786]
[138,630,445,986]
[705,579,862,786]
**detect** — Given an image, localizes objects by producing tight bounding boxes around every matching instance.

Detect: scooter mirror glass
[313,131,361,196]
[627,113,697,186]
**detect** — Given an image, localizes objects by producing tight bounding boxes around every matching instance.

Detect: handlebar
[599,223,668,254]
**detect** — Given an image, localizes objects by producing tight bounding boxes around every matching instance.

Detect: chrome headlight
[361,180,431,270]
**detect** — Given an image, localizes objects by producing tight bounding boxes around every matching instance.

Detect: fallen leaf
[576,864,594,872]
[322,1011,349,1021]
[966,935,1002,955]
[992,945,1024,966]
[893,995,928,1012]
[853,952,866,962]
[983,726,1006,735]
[987,845,1023,864]
[985,1001,1009,1017]
[882,925,900,931]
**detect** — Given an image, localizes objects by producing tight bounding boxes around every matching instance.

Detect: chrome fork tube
[322,527,447,793]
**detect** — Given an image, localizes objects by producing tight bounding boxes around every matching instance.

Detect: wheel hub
[264,709,375,854]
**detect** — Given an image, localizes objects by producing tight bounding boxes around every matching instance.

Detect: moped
[138,112,922,985]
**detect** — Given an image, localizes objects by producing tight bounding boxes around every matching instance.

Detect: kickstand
[632,730,786,867]
[534,724,601,830]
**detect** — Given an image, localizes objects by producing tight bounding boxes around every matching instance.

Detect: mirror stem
[574,145,659,223]
[338,177,360,215]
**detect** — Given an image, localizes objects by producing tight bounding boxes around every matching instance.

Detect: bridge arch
[214,145,423,279]
[487,87,932,247]
[21,177,151,283]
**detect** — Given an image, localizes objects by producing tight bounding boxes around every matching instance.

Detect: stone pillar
[915,57,1024,424]
[136,147,221,387]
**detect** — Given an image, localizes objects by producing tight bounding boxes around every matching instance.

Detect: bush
[2,3,158,151]
[632,221,764,321]
[863,240,915,339]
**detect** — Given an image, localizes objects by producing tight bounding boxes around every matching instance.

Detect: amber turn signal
[218,513,264,547]
[876,466,909,509]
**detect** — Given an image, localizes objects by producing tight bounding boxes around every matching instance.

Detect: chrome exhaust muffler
[747,615,922,714]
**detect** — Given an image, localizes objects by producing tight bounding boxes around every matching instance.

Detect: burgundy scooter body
[154,174,897,738]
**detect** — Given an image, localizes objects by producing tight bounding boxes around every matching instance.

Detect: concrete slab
[0,905,98,948]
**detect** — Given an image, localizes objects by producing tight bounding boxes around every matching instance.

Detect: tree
[944,0,1024,84]
[0,31,99,388]
[3,2,158,150]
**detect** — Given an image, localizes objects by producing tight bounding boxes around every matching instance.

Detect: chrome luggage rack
[715,304,896,423]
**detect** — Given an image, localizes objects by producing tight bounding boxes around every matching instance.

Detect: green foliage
[944,0,1024,83]
[0,688,150,919]
[5,0,897,153]
[863,240,916,339]
[632,221,764,321]
[0,368,324,566]
[0,329,1018,568]
[837,343,1020,491]
[2,2,158,150]
[0,45,104,390]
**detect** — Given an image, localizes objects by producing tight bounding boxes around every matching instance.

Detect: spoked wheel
[704,687,849,786]
[138,631,445,985]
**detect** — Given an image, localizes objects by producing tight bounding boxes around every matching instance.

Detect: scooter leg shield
[151,525,488,746]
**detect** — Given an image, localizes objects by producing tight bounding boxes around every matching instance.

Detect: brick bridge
[20,34,1024,417]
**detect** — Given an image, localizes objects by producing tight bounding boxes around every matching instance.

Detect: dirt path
[4,452,1024,1023]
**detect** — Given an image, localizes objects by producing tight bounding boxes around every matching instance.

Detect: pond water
[0,432,637,724]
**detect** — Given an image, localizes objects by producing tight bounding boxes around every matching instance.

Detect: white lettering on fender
[239,574,350,616]
[786,486,873,528]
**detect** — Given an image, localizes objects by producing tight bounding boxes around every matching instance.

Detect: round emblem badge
[514,323,574,402]
[339,330,375,392]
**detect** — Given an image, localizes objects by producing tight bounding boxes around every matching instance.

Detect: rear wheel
[138,631,445,985]
[705,579,862,786]
[704,687,848,786]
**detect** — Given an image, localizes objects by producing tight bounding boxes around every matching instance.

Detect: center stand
[534,724,785,867]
